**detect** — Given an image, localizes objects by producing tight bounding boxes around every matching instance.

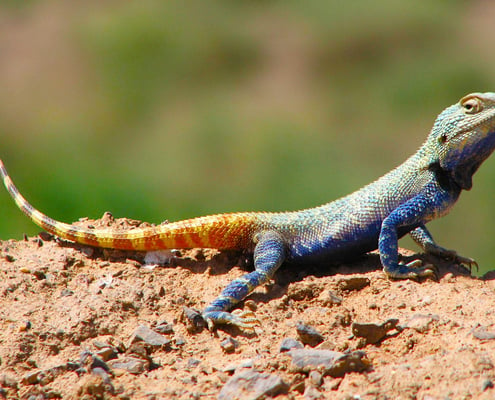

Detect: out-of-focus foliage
[1,1,495,273]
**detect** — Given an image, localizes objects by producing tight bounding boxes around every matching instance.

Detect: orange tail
[0,159,260,251]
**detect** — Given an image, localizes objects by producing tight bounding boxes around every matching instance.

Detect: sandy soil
[1,215,495,400]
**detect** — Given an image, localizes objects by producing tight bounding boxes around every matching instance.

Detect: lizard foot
[203,309,261,331]
[384,260,437,280]
[425,246,478,274]
[443,252,478,274]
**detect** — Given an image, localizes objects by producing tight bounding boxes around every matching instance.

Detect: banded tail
[0,159,260,251]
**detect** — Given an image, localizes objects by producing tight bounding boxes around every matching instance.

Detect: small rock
[187,358,201,369]
[80,247,95,258]
[80,351,111,373]
[334,311,352,327]
[296,323,324,347]
[0,374,18,389]
[473,328,495,341]
[403,314,439,333]
[223,359,255,374]
[288,349,369,377]
[220,337,239,353]
[351,318,399,344]
[482,379,494,391]
[337,276,370,292]
[60,289,74,297]
[126,258,141,268]
[279,338,304,353]
[308,371,323,387]
[96,347,118,362]
[91,367,112,385]
[318,290,343,307]
[19,320,31,332]
[144,250,174,265]
[155,321,174,335]
[107,356,148,375]
[22,370,41,385]
[218,369,288,400]
[303,385,324,400]
[129,325,170,348]
[32,269,46,280]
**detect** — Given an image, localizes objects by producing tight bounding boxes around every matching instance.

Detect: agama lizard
[2,92,495,330]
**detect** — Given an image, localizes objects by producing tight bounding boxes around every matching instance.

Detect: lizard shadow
[61,240,481,338]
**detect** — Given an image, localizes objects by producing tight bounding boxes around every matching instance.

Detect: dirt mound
[1,215,495,399]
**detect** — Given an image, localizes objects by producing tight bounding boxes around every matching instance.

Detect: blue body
[204,93,495,329]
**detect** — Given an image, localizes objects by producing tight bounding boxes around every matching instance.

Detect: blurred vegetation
[1,1,495,274]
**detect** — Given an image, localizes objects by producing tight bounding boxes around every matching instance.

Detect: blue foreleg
[202,231,286,329]
[379,194,437,279]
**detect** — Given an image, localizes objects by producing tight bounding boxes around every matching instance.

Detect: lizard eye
[461,97,483,114]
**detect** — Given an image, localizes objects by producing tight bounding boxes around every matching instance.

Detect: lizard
[2,92,495,330]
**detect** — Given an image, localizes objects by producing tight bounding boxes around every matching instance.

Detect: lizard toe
[384,261,437,280]
[203,309,261,331]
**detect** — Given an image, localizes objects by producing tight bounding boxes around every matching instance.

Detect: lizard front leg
[409,224,478,273]
[202,230,286,330]
[379,194,438,279]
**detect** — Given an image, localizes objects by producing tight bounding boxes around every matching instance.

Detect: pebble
[223,359,255,374]
[220,337,239,353]
[288,349,369,377]
[107,356,148,375]
[351,318,399,344]
[308,370,323,387]
[296,323,324,347]
[303,385,324,400]
[21,363,71,386]
[22,371,41,385]
[96,347,118,361]
[482,379,494,391]
[155,321,174,335]
[19,320,31,332]
[80,351,111,373]
[144,250,174,265]
[129,325,171,348]
[473,328,495,341]
[318,290,343,307]
[0,374,17,389]
[218,369,288,400]
[60,289,74,297]
[337,276,370,292]
[279,338,304,353]
[404,314,439,333]
[187,358,201,369]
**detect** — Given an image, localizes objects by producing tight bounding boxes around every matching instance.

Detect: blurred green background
[1,1,495,274]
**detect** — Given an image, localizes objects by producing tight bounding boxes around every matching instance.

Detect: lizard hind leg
[202,230,286,330]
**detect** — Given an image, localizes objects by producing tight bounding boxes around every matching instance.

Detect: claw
[203,309,261,331]
[451,254,478,274]
[426,246,478,274]
[231,309,261,330]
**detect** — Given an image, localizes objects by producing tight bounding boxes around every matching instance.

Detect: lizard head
[429,92,495,190]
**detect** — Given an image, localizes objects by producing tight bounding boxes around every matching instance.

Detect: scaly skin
[2,92,495,330]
